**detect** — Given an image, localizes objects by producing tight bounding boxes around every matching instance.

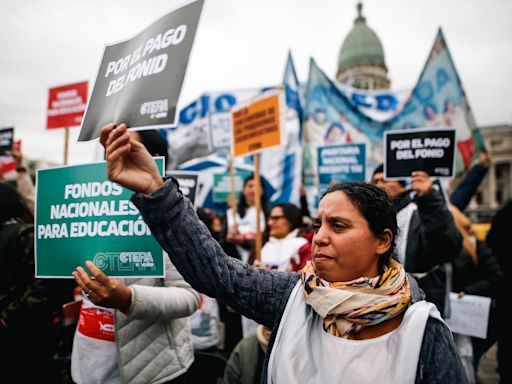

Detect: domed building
[336,2,390,90]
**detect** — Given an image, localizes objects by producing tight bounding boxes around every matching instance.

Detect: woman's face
[312,191,390,282]
[268,207,292,239]
[242,179,262,207]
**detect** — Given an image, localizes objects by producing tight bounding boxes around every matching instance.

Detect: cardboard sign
[384,128,456,179]
[317,143,366,185]
[0,127,14,156]
[35,159,165,278]
[78,0,204,141]
[208,111,231,151]
[47,81,88,129]
[166,170,199,206]
[231,89,285,157]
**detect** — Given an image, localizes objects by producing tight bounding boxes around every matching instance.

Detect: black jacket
[132,179,468,384]
[452,240,503,298]
[394,189,462,273]
[394,189,462,315]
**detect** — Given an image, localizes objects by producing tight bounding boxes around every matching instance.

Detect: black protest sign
[0,127,14,156]
[78,0,204,142]
[384,128,456,179]
[167,171,199,206]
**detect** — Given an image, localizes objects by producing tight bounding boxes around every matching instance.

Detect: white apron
[268,281,443,384]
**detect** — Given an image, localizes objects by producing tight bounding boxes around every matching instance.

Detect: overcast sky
[1,0,511,165]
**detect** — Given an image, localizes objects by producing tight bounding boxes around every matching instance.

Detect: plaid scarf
[301,259,411,338]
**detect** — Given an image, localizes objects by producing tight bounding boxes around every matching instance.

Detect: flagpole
[64,127,70,165]
[229,154,238,226]
[254,152,262,261]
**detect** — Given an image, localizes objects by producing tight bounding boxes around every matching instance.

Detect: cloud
[1,0,510,164]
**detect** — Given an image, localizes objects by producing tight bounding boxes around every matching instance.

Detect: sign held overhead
[230,89,286,157]
[384,128,456,179]
[78,0,204,142]
[47,81,88,129]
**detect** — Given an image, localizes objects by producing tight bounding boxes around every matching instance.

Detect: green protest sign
[35,159,165,278]
[212,170,251,203]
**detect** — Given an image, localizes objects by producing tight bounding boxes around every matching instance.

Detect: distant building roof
[337,2,387,73]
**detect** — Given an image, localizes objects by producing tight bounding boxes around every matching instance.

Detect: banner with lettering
[304,28,485,199]
[35,159,165,278]
[170,54,304,208]
[384,128,456,179]
[0,127,14,156]
[317,143,366,185]
[388,29,485,172]
[47,81,88,129]
[78,0,204,141]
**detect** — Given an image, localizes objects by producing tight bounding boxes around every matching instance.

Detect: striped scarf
[301,259,411,338]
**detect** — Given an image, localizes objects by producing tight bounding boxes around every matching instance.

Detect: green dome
[338,3,387,73]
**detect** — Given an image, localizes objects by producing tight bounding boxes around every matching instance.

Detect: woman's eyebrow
[327,215,352,224]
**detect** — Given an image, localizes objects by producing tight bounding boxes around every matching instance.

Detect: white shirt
[226,206,265,263]
[261,229,308,271]
[395,202,418,264]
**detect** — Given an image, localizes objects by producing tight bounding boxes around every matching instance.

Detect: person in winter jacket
[98,122,468,384]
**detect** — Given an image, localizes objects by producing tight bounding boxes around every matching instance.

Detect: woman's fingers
[73,266,97,292]
[106,140,131,165]
[99,123,116,147]
[72,270,88,293]
[106,125,130,154]
[85,261,110,286]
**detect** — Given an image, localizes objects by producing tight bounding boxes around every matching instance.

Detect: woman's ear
[375,228,393,256]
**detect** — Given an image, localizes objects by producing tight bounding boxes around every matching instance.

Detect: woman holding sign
[71,128,199,384]
[225,174,267,265]
[100,123,467,384]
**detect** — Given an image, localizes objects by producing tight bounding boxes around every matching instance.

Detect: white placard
[445,293,491,339]
[208,111,232,151]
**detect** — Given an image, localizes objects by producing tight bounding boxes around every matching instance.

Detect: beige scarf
[301,259,411,338]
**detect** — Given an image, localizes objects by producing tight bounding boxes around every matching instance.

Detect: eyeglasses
[268,215,286,222]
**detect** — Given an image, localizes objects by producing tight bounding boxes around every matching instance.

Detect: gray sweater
[131,178,468,384]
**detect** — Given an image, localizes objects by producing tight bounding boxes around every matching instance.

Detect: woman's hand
[72,261,132,313]
[100,123,164,194]
[226,225,244,244]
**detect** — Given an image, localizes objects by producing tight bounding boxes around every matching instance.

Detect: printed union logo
[120,251,155,267]
[93,251,156,272]
[139,99,168,119]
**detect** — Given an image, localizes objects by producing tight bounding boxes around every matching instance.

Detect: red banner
[47,81,88,129]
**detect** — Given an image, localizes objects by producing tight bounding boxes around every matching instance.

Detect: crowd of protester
[0,127,508,384]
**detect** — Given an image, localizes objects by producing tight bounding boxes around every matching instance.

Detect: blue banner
[304,28,486,193]
[174,54,304,210]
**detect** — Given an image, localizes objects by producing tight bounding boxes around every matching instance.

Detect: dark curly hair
[320,182,398,272]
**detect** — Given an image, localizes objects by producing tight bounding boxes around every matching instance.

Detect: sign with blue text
[35,158,165,278]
